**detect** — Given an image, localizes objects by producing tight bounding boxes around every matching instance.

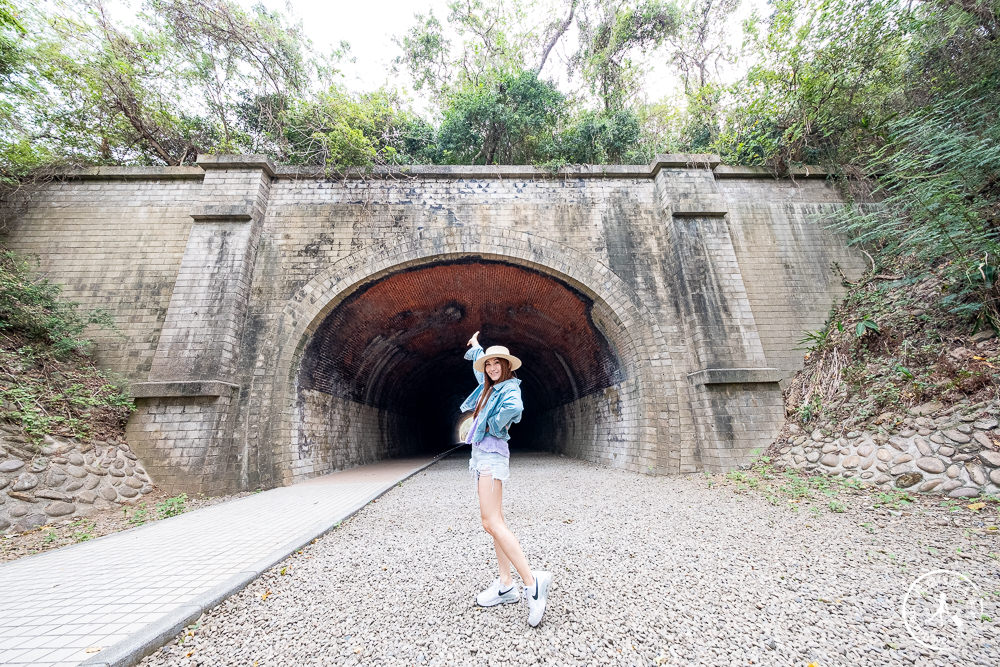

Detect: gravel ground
[142,451,999,666]
[0,489,254,563]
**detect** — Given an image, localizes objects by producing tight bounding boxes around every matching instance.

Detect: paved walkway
[0,449,453,667]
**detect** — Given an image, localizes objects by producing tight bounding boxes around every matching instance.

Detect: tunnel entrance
[292,257,627,473]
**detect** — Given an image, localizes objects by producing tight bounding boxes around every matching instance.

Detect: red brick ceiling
[300,259,622,412]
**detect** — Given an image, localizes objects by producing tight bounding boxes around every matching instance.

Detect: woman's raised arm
[464,330,484,384]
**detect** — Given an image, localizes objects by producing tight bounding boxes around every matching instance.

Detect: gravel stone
[968,464,987,486]
[35,490,71,501]
[127,454,1000,667]
[914,438,933,457]
[13,513,46,532]
[11,472,38,492]
[973,432,995,449]
[76,490,97,504]
[888,437,909,452]
[117,485,138,498]
[894,472,923,488]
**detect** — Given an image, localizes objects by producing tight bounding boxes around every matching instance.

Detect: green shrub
[0,249,113,358]
[157,493,188,519]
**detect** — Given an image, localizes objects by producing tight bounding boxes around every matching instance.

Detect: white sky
[99,0,770,116]
[243,0,769,114]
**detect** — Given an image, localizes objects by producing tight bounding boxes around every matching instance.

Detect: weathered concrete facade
[1,155,866,494]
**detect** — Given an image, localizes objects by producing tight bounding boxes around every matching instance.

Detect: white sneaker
[525,570,553,627]
[476,577,520,607]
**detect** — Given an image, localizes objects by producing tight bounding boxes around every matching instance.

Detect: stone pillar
[126,155,274,494]
[653,155,785,471]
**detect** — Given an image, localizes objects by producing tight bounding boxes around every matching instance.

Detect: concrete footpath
[0,448,456,667]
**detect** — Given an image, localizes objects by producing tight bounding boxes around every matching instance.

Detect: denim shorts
[469,446,510,496]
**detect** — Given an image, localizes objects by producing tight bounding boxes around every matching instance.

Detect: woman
[462,330,553,627]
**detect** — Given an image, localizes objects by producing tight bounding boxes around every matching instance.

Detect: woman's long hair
[472,357,516,420]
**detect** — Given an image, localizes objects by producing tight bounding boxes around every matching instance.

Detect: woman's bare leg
[494,540,514,586]
[478,473,535,589]
[493,513,515,586]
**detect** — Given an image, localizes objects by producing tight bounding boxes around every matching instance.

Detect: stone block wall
[124,393,240,495]
[1,174,202,380]
[293,389,421,482]
[529,380,642,470]
[773,400,1000,498]
[1,156,866,494]
[720,176,863,381]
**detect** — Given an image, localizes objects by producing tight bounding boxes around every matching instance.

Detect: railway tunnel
[293,258,629,469]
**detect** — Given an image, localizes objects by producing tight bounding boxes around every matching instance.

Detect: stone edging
[45,154,831,182]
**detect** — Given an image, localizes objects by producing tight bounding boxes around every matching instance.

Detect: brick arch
[253,228,687,485]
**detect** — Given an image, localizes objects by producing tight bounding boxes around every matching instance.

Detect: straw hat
[474,345,522,372]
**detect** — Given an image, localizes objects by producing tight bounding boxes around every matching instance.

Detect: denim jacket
[460,344,523,443]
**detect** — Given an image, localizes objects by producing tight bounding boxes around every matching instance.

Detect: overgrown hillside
[0,248,133,443]
[762,256,999,504]
[783,258,999,433]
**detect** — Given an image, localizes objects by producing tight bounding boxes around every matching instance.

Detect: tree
[0,0,24,81]
[663,0,741,148]
[394,0,539,106]
[437,70,566,164]
[148,0,311,151]
[716,0,906,169]
[574,0,682,112]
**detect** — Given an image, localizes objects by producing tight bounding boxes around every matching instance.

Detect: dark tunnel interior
[298,258,624,460]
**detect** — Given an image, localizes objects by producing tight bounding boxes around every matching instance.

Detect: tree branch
[536,0,577,75]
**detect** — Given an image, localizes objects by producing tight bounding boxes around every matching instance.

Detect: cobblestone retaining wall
[0,425,154,533]
[773,401,1000,498]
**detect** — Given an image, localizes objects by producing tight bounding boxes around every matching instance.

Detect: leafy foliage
[0,0,998,333]
[575,0,682,112]
[0,247,131,442]
[0,250,112,358]
[437,70,566,165]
